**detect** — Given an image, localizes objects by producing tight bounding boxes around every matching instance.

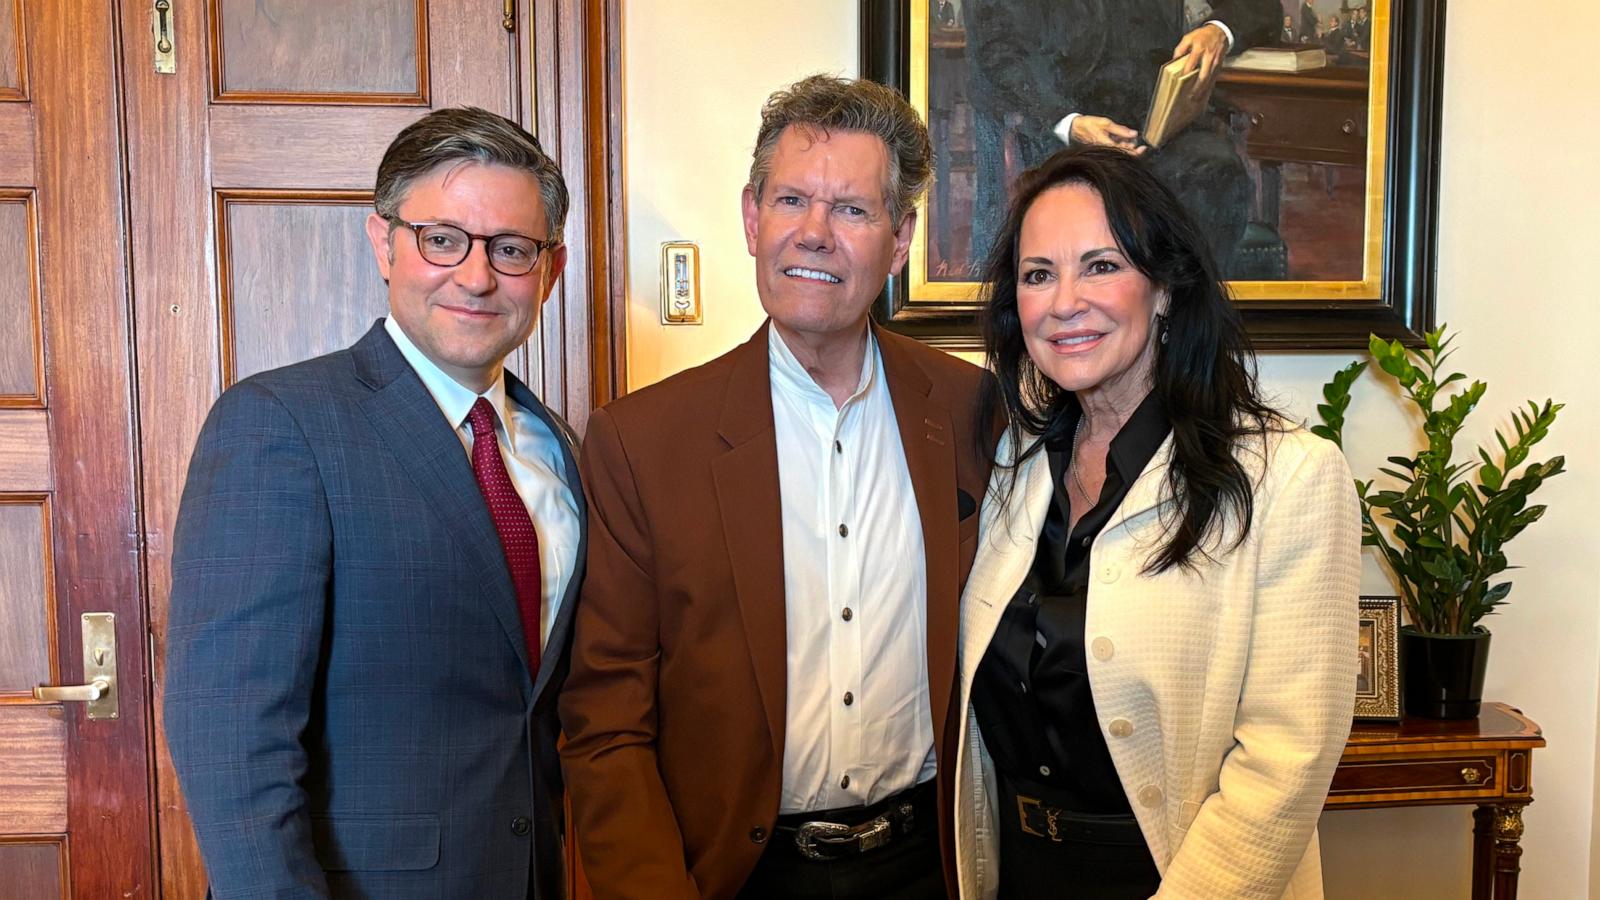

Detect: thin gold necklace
[1069,414,1091,500]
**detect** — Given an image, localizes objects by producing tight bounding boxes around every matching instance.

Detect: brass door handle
[34,678,110,703]
[38,613,120,719]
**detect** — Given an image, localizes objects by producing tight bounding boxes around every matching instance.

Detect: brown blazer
[559,322,994,900]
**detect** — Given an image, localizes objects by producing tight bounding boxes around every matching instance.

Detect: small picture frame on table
[1355,595,1401,720]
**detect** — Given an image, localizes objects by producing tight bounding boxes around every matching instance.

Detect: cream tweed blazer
[954,424,1359,899]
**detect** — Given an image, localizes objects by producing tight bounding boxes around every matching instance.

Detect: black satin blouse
[971,392,1169,812]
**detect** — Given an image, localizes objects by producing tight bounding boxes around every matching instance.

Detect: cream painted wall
[622,0,858,386]
[621,1,1600,896]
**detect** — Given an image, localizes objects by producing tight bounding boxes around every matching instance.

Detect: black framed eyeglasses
[386,216,557,277]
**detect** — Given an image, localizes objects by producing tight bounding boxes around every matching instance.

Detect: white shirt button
[1108,718,1134,738]
[1098,563,1121,583]
[1091,636,1115,661]
[1138,785,1164,808]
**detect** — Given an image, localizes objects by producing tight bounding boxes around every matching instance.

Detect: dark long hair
[974,146,1279,573]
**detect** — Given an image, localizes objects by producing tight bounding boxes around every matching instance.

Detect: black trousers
[996,773,1161,900]
[736,783,947,900]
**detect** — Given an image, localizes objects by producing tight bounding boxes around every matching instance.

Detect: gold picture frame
[1356,595,1401,721]
[861,0,1445,349]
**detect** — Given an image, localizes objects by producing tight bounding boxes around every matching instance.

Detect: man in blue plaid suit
[165,107,585,899]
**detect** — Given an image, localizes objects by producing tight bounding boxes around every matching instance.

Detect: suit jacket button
[1138,785,1163,808]
[750,826,768,844]
[511,816,532,836]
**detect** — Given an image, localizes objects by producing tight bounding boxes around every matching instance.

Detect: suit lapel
[712,325,788,760]
[963,437,1055,680]
[506,375,587,704]
[352,323,535,692]
[875,329,962,750]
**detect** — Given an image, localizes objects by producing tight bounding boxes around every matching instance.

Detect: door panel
[0,706,66,833]
[0,0,23,96]
[0,496,52,687]
[213,0,425,100]
[0,837,68,899]
[0,191,40,400]
[217,192,389,382]
[208,106,428,186]
[0,411,48,486]
[0,1,155,897]
[0,105,33,183]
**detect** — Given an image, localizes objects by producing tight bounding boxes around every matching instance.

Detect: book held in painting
[1141,57,1212,149]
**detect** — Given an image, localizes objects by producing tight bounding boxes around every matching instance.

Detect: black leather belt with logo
[1014,793,1146,846]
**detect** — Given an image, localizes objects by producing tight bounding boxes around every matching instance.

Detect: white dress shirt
[385,317,581,648]
[768,324,935,813]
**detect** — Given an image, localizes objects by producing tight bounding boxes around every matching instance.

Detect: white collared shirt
[384,317,581,648]
[768,324,934,813]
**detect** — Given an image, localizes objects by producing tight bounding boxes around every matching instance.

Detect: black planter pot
[1401,627,1491,719]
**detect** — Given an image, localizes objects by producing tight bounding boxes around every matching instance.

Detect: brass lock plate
[82,612,118,720]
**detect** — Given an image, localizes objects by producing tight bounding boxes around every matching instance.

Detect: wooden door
[0,2,158,897]
[116,1,617,896]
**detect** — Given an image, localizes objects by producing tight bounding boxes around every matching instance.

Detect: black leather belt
[1014,793,1146,846]
[772,780,933,861]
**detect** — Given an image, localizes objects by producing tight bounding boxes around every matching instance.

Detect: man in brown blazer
[559,76,993,900]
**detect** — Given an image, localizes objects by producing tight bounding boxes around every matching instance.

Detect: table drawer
[1328,755,1499,801]
[1215,89,1367,166]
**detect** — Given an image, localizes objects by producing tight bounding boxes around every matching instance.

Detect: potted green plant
[1314,327,1565,718]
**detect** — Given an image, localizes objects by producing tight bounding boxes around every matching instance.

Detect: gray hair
[748,74,932,224]
[374,106,570,242]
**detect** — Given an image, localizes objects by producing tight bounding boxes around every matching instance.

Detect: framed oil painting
[861,0,1444,349]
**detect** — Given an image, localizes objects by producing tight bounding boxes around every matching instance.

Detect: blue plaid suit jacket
[165,320,585,899]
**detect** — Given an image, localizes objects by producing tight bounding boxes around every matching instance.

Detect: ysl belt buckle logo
[1017,794,1066,843]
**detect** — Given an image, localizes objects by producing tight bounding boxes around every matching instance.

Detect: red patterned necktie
[466,397,542,673]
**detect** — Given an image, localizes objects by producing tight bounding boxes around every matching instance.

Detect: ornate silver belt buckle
[794,820,853,861]
[853,815,893,852]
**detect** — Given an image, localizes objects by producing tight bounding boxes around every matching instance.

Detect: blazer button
[510,816,532,836]
[1108,718,1134,738]
[1091,636,1114,661]
[1137,785,1163,809]
[750,826,768,844]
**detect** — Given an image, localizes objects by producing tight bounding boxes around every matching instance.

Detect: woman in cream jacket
[953,147,1359,899]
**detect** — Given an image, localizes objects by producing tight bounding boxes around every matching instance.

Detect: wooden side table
[1326,702,1545,899]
